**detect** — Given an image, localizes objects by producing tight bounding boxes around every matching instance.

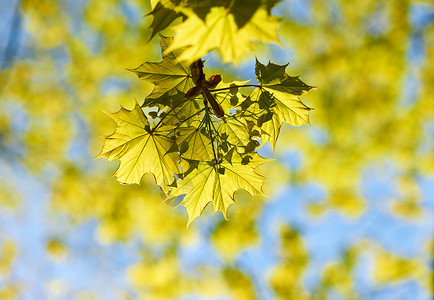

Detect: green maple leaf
[262,0,281,12]
[218,115,253,147]
[168,153,269,226]
[183,0,271,28]
[142,89,186,111]
[159,95,204,127]
[255,58,313,96]
[147,0,183,41]
[164,7,281,64]
[128,35,194,99]
[213,79,250,114]
[146,0,271,39]
[243,59,313,150]
[97,103,180,192]
[224,0,262,28]
[146,0,217,42]
[141,89,203,130]
[174,126,214,161]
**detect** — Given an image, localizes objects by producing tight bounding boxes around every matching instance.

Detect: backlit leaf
[169,153,269,225]
[256,58,313,97]
[97,102,180,191]
[175,126,214,161]
[213,79,250,114]
[128,35,194,98]
[242,59,313,150]
[147,0,183,41]
[165,7,280,64]
[218,115,252,147]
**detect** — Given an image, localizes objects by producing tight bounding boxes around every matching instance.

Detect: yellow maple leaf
[165,7,281,64]
[168,153,269,226]
[97,103,180,191]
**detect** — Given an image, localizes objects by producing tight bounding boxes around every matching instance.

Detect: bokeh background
[0,0,433,299]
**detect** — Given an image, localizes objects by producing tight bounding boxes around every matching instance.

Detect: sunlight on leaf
[97,102,180,191]
[169,153,269,225]
[165,7,280,64]
[129,35,194,99]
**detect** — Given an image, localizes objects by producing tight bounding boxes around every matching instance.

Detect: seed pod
[190,59,204,85]
[203,87,224,118]
[204,74,221,89]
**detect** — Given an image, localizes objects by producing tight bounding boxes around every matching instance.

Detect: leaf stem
[204,102,219,167]
[210,117,221,141]
[208,84,260,92]
[173,108,206,131]
[151,99,193,132]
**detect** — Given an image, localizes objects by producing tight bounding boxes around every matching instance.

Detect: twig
[208,84,261,92]
[151,100,186,132]
[204,101,219,167]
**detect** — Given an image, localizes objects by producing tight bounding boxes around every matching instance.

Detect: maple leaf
[146,0,183,41]
[168,153,269,226]
[164,7,281,64]
[98,23,313,225]
[142,88,204,130]
[218,115,254,147]
[128,35,194,99]
[255,58,313,97]
[146,0,216,42]
[213,79,250,114]
[243,59,313,150]
[97,103,180,191]
[164,102,204,127]
[183,0,265,28]
[146,0,269,40]
[174,126,214,161]
[142,89,187,112]
[159,98,204,128]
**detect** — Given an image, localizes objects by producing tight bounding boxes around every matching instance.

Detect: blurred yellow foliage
[46,239,69,261]
[21,0,67,48]
[222,268,257,300]
[0,183,21,209]
[372,246,427,285]
[318,247,360,299]
[269,225,310,300]
[211,191,263,262]
[128,248,195,300]
[51,165,193,245]
[0,285,18,300]
[0,241,17,276]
